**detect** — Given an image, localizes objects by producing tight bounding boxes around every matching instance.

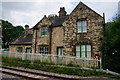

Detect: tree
[102,16,120,73]
[1,20,24,48]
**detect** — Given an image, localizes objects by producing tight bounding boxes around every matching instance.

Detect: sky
[0,0,120,28]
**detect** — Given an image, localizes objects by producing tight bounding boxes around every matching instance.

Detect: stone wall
[9,45,32,53]
[32,29,37,53]
[9,25,33,53]
[32,16,52,53]
[63,2,103,57]
[32,16,64,54]
[51,26,64,55]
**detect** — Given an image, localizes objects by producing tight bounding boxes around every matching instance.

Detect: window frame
[26,47,31,53]
[17,47,22,53]
[41,26,48,36]
[76,45,92,59]
[39,46,48,54]
[57,47,63,56]
[77,20,87,33]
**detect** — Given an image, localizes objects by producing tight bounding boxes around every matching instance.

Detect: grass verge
[2,57,120,79]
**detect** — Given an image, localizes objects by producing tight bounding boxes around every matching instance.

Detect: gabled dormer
[36,15,52,37]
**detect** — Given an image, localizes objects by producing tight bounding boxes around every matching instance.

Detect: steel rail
[1,66,79,80]
[1,66,114,80]
[1,66,50,80]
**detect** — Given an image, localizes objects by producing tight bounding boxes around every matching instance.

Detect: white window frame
[76,45,91,59]
[39,46,48,54]
[57,47,63,56]
[26,48,31,53]
[77,20,87,33]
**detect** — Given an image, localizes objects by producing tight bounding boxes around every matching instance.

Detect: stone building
[9,2,104,59]
[9,25,33,53]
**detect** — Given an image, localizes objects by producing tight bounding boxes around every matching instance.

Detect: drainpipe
[103,13,105,36]
[49,26,52,54]
[101,13,105,69]
[34,27,38,53]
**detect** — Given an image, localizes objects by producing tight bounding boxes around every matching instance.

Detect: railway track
[1,66,80,80]
[1,66,118,80]
[1,66,50,80]
[1,66,85,80]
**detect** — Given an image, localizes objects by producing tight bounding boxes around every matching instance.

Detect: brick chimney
[25,25,29,34]
[58,7,67,17]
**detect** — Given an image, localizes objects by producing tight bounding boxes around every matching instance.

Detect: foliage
[66,61,81,67]
[2,57,120,79]
[33,60,55,65]
[102,15,120,73]
[1,20,24,48]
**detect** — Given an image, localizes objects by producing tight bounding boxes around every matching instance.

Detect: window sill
[76,57,92,59]
[40,35,48,37]
[77,32,87,34]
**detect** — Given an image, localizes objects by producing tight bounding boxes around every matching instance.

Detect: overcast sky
[0,0,120,28]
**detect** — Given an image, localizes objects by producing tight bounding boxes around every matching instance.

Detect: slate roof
[49,15,68,27]
[33,15,68,29]
[10,34,32,45]
[10,16,68,45]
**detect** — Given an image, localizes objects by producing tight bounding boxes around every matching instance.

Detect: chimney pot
[24,25,29,35]
[25,25,29,30]
[58,7,67,17]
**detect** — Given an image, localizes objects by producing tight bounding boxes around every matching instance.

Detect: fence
[1,51,101,68]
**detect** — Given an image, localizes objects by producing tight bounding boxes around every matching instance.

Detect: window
[17,47,22,53]
[77,20,87,33]
[41,26,48,36]
[57,47,63,56]
[76,45,91,59]
[26,48,31,53]
[39,46,48,54]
